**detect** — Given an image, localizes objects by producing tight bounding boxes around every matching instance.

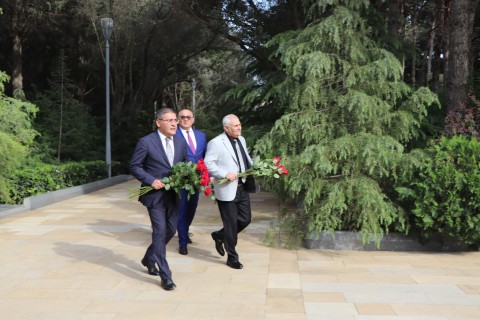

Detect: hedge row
[6,161,123,204]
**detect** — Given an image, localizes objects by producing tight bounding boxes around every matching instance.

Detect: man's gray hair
[156,108,175,120]
[222,114,238,126]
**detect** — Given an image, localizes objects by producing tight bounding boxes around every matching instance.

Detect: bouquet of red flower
[128,159,214,200]
[218,156,288,184]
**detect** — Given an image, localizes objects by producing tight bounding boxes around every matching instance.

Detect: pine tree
[255,0,439,243]
[34,51,101,162]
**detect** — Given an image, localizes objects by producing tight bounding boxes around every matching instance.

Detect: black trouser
[215,186,251,262]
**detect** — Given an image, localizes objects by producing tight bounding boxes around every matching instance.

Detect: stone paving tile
[355,303,396,315]
[1,179,480,320]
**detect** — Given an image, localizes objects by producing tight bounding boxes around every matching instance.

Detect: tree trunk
[445,0,477,114]
[410,6,417,85]
[421,21,435,86]
[11,0,24,98]
[431,0,446,92]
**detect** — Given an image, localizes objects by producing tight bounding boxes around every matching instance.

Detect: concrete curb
[304,230,473,252]
[0,175,134,219]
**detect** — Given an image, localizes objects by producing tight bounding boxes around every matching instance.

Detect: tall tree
[255,0,439,242]
[0,0,66,97]
[78,0,222,163]
[7,0,29,97]
[34,51,101,162]
[445,0,478,114]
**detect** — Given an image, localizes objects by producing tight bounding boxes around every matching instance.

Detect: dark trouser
[177,189,200,246]
[144,192,178,280]
[215,187,251,262]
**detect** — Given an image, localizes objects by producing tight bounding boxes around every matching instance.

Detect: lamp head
[100,18,113,41]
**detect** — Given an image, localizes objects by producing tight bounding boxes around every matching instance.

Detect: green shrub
[8,165,65,203]
[5,160,122,204]
[61,161,109,187]
[398,136,480,247]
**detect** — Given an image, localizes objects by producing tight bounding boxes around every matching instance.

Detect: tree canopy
[253,0,439,242]
[0,70,38,202]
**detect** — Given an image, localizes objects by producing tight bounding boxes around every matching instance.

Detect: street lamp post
[101,18,113,178]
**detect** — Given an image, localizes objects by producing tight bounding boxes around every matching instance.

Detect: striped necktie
[165,137,174,166]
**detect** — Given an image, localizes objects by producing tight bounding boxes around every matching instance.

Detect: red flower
[273,157,281,166]
[199,171,209,186]
[196,159,208,173]
[129,160,215,200]
[204,187,212,196]
[278,165,288,175]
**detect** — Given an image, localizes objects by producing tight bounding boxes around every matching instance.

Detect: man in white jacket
[204,114,253,269]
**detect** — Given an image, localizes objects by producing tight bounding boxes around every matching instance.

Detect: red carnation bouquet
[129,159,214,200]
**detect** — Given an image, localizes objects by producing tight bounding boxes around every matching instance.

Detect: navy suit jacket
[176,128,207,163]
[130,131,187,207]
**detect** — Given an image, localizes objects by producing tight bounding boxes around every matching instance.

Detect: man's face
[224,116,242,139]
[178,110,195,130]
[155,112,178,137]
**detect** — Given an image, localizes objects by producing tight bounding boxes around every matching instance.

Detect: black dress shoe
[211,232,225,256]
[141,257,160,276]
[187,236,193,244]
[179,245,188,255]
[160,278,176,291]
[226,260,243,269]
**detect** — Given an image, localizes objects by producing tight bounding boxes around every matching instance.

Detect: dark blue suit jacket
[176,128,207,162]
[130,131,187,207]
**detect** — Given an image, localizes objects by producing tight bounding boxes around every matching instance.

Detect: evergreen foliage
[397,136,480,248]
[255,0,439,244]
[0,70,39,203]
[34,51,101,162]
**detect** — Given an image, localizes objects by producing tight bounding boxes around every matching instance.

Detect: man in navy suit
[130,108,187,291]
[175,108,207,255]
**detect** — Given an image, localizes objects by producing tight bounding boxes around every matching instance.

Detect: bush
[5,160,122,204]
[398,136,480,247]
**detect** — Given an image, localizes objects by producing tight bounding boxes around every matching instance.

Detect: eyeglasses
[158,118,179,124]
[180,116,194,120]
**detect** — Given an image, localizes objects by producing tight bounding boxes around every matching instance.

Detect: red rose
[278,165,288,175]
[200,171,210,186]
[273,157,281,166]
[204,187,212,196]
[196,159,208,172]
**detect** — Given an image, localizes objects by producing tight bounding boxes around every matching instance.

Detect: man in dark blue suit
[130,108,187,291]
[175,108,207,255]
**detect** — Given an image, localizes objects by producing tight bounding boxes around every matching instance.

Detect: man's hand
[225,172,238,182]
[151,179,165,190]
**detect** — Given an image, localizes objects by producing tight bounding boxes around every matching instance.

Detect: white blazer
[204,132,253,201]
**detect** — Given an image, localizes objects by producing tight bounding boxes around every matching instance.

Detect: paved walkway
[1,180,479,320]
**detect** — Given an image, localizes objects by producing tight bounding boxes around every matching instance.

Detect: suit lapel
[221,133,239,165]
[172,135,184,165]
[151,132,170,166]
